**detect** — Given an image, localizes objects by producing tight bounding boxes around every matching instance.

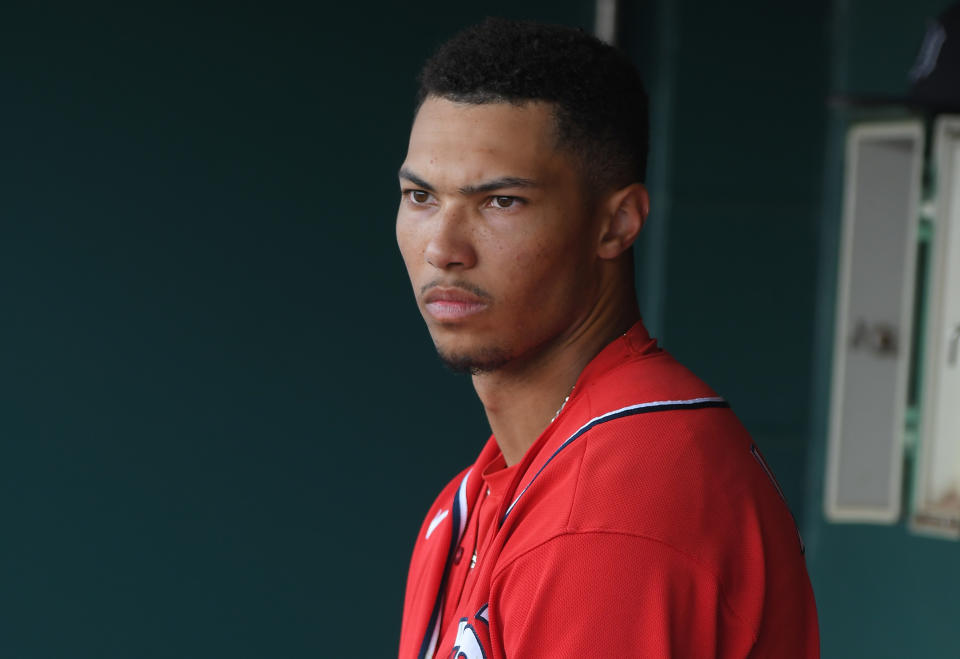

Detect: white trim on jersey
[423,616,440,659]
[420,468,473,659]
[456,468,470,540]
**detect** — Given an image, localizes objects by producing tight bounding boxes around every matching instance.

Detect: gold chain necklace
[550,385,574,423]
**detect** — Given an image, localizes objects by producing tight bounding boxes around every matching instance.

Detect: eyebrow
[399,167,539,196]
[460,177,538,195]
[398,168,435,192]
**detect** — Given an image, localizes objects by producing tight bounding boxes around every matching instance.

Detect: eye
[489,196,520,209]
[404,189,434,205]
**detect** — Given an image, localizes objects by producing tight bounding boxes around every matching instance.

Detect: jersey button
[453,546,464,564]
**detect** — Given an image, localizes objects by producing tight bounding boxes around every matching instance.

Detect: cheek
[493,229,593,306]
[492,238,571,297]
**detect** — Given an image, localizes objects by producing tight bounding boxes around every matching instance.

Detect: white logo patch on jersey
[425,508,449,540]
[451,619,487,659]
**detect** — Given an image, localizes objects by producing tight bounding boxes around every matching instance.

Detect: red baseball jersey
[399,322,819,658]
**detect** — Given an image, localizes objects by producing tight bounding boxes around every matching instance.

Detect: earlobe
[597,183,649,260]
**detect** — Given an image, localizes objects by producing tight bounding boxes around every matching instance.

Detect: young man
[395,18,818,659]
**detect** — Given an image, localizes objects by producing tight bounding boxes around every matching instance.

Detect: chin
[434,342,513,375]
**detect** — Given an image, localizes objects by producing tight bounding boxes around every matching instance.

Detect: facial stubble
[434,342,513,375]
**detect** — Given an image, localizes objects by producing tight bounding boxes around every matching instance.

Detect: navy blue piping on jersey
[417,470,471,659]
[474,603,489,626]
[499,397,730,528]
[750,443,805,554]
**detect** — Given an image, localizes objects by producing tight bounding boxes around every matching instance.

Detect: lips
[422,286,489,322]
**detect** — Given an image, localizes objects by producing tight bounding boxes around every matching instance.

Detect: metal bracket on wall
[849,319,899,356]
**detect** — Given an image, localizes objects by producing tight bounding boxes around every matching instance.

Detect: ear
[596,183,649,260]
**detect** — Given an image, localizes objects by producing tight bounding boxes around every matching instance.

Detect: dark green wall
[629,1,960,656]
[0,2,592,657]
[7,1,958,657]
[629,0,831,529]
[804,2,960,657]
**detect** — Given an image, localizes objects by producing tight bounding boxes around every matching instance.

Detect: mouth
[422,286,490,322]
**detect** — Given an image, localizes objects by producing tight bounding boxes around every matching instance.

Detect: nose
[424,203,477,270]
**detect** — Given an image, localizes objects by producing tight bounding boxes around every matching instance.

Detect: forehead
[403,97,571,188]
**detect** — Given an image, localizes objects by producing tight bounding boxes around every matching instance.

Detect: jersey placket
[439,483,488,637]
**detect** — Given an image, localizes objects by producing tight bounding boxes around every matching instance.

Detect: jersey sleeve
[488,532,758,658]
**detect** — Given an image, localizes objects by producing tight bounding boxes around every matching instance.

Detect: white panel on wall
[826,121,924,523]
[913,116,960,539]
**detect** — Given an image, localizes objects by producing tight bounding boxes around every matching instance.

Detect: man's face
[396,96,601,373]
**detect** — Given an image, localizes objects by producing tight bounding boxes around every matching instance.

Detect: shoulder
[497,349,804,597]
[500,381,764,562]
[569,397,761,545]
[487,345,817,653]
[560,350,779,543]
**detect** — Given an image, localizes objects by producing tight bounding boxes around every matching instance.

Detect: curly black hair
[417,17,649,192]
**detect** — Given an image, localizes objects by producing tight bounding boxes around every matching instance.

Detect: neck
[473,286,640,466]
